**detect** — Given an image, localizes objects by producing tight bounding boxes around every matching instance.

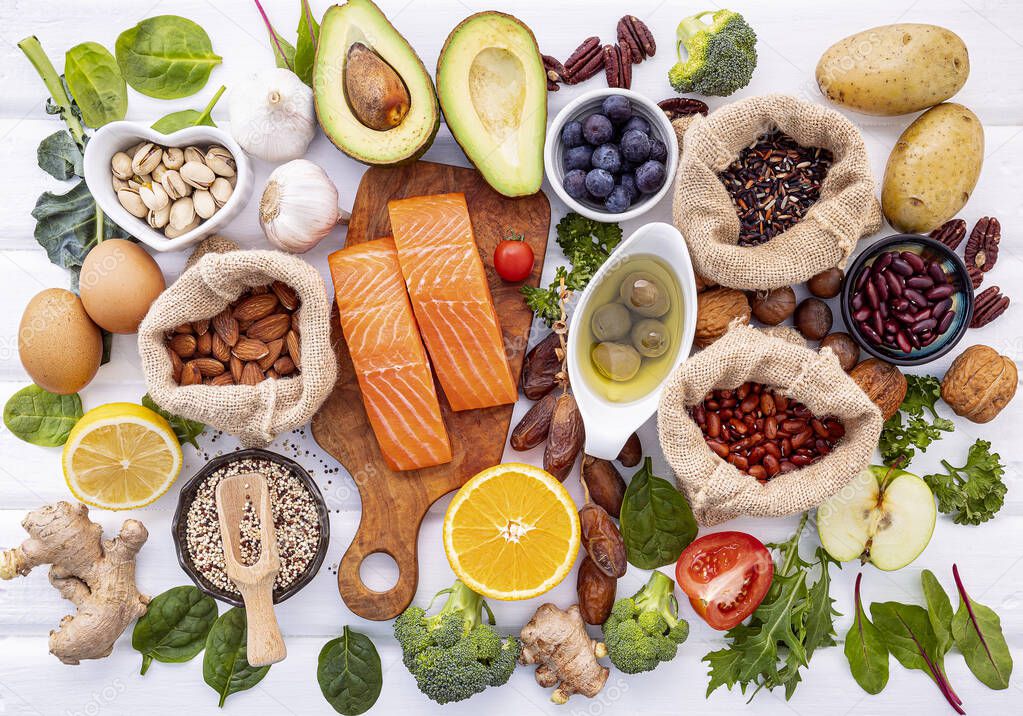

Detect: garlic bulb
[229,68,315,162]
[259,160,347,253]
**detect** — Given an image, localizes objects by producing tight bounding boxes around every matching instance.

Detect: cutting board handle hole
[357,551,400,593]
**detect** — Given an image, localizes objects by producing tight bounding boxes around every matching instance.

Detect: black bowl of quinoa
[172,448,330,607]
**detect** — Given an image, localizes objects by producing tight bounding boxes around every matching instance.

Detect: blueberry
[620,158,638,173]
[561,120,584,148]
[604,185,632,213]
[620,130,651,163]
[601,95,633,125]
[563,169,589,200]
[648,138,667,163]
[619,173,638,201]
[635,160,667,194]
[585,168,615,198]
[591,143,622,174]
[622,116,651,135]
[563,145,593,171]
[582,114,613,145]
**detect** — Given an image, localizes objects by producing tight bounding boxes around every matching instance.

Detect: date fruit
[522,332,563,400]
[582,455,627,518]
[510,392,557,450]
[577,556,616,626]
[579,503,628,578]
[544,393,584,480]
[616,431,642,467]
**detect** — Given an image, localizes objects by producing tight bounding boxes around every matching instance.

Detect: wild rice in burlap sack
[138,236,336,447]
[671,94,882,290]
[657,323,882,525]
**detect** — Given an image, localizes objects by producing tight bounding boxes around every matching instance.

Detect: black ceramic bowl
[841,234,974,366]
[171,448,330,607]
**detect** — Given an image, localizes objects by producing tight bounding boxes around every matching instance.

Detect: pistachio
[164,215,200,239]
[180,160,215,189]
[139,181,170,211]
[162,146,184,170]
[160,169,190,200]
[126,141,147,156]
[151,163,169,184]
[204,146,236,177]
[193,189,217,219]
[117,187,149,218]
[112,175,129,192]
[128,177,143,191]
[111,151,134,180]
[226,173,238,188]
[183,146,206,165]
[131,142,163,176]
[148,203,171,229]
[169,196,197,231]
[210,176,233,208]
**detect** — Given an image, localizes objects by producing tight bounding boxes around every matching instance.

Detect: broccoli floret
[602,571,689,675]
[393,580,521,704]
[668,9,757,96]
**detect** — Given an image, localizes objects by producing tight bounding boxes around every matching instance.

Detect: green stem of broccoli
[430,580,494,631]
[634,571,679,627]
[675,12,714,57]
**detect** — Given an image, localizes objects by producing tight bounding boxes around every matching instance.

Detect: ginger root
[519,603,609,704]
[0,502,149,664]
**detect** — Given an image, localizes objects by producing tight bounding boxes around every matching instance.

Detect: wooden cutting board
[311,160,550,620]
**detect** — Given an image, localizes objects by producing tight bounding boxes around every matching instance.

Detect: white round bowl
[568,222,698,459]
[83,121,253,253]
[544,88,679,223]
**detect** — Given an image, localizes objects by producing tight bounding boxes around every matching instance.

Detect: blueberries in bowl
[558,96,669,214]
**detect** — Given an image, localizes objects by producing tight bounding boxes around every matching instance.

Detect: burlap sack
[138,237,336,447]
[672,94,882,291]
[657,323,882,525]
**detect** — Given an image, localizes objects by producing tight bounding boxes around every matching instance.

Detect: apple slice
[817,465,936,571]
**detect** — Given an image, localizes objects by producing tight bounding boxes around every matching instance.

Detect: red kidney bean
[874,252,893,272]
[925,284,954,300]
[896,330,912,352]
[865,280,879,308]
[892,297,910,311]
[904,288,928,306]
[873,273,889,302]
[890,257,913,276]
[851,293,864,311]
[901,251,925,271]
[907,276,934,290]
[912,317,937,334]
[853,307,870,322]
[932,298,952,320]
[937,310,955,334]
[860,321,882,344]
[928,262,947,284]
[884,271,903,296]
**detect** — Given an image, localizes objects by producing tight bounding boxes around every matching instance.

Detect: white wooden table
[1,1,1021,714]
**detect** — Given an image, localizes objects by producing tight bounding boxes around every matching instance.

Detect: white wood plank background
[1,1,1021,714]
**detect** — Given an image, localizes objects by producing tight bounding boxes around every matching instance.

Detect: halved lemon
[62,402,182,510]
[443,462,580,600]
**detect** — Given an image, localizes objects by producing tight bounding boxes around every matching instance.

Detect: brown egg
[19,288,102,394]
[79,239,166,333]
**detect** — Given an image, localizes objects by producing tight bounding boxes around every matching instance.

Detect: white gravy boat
[567,222,698,459]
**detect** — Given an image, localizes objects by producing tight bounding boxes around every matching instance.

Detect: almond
[250,284,270,295]
[265,368,280,380]
[191,357,225,377]
[241,361,264,385]
[291,309,301,334]
[271,281,299,311]
[173,323,193,335]
[212,332,231,362]
[168,348,183,383]
[169,333,197,358]
[233,293,279,321]
[196,330,212,356]
[180,361,201,386]
[258,339,284,371]
[213,308,239,347]
[233,337,270,361]
[274,356,296,375]
[210,372,235,386]
[192,317,210,336]
[247,313,290,342]
[230,354,244,383]
[285,330,301,368]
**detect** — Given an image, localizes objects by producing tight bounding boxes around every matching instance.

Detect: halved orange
[442,463,580,600]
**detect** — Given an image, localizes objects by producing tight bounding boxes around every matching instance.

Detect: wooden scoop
[215,472,287,666]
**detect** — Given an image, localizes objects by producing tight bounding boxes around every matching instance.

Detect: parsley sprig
[924,439,1006,525]
[879,374,954,465]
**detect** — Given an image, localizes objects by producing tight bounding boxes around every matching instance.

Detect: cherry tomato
[494,237,534,282]
[674,531,773,630]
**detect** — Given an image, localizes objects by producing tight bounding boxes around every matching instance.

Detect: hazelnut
[695,288,750,348]
[807,267,844,299]
[850,358,907,420]
[820,332,860,372]
[941,345,1017,423]
[752,286,796,325]
[694,272,718,293]
[794,298,833,341]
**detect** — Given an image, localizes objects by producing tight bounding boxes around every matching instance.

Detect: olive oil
[576,254,683,403]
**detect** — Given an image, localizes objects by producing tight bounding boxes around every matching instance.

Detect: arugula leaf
[844,573,889,694]
[142,394,205,449]
[951,564,1013,690]
[879,375,954,465]
[923,440,1006,525]
[294,0,320,86]
[37,130,83,180]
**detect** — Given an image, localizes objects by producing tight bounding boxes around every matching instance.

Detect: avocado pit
[344,42,411,131]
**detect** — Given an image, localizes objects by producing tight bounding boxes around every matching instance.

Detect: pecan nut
[617,15,656,63]
[967,263,984,289]
[965,217,1000,273]
[658,97,710,120]
[929,218,967,250]
[542,54,565,92]
[603,44,631,90]
[970,286,1009,328]
[564,37,603,84]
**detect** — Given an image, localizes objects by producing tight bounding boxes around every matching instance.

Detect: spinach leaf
[294,0,320,86]
[844,573,888,695]
[869,602,938,674]
[620,457,697,569]
[64,42,126,128]
[951,564,1012,690]
[3,385,83,446]
[133,585,218,674]
[142,394,205,448]
[922,569,954,659]
[152,85,226,134]
[203,608,271,707]
[317,627,382,715]
[254,0,296,70]
[37,130,83,180]
[116,16,222,99]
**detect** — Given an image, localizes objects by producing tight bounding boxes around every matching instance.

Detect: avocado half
[314,0,439,166]
[437,12,547,197]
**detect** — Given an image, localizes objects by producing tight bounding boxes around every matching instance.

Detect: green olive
[619,271,670,317]
[591,302,632,342]
[591,342,642,382]
[631,319,670,358]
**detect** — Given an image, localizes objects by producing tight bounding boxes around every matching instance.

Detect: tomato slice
[675,531,774,630]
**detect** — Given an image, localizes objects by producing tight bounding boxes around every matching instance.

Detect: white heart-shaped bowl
[83,121,253,252]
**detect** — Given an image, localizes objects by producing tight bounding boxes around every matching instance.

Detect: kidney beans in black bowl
[841,234,974,366]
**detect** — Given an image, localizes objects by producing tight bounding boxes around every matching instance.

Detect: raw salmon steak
[328,238,452,471]
[388,193,517,411]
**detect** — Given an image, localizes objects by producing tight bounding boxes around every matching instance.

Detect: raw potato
[816,24,969,116]
[881,103,984,233]
[18,288,103,394]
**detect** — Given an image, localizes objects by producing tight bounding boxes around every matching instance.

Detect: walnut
[941,345,1017,423]
[850,358,907,420]
[694,288,750,348]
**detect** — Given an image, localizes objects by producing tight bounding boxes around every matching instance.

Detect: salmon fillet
[387,193,517,411]
[328,238,452,471]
